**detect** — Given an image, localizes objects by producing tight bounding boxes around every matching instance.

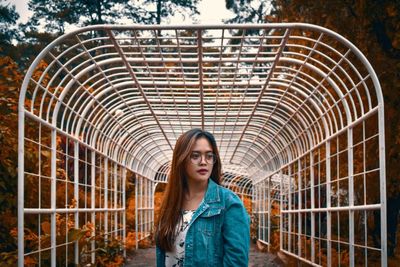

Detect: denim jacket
[156,179,250,266]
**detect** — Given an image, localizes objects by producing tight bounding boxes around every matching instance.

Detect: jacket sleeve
[222,193,250,266]
[156,245,165,267]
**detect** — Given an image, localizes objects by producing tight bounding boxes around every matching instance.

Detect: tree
[145,0,200,24]
[225,0,272,24]
[0,0,20,55]
[27,0,200,35]
[224,0,276,40]
[0,55,23,263]
[28,0,137,34]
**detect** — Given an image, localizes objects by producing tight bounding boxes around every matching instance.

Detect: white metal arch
[18,23,386,266]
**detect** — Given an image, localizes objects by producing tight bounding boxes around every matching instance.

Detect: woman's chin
[190,174,210,183]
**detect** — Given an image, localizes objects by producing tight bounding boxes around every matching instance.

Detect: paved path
[126,243,283,266]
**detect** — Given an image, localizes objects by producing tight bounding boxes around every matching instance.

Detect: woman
[155,128,250,266]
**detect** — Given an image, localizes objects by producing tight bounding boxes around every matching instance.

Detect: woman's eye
[191,153,200,159]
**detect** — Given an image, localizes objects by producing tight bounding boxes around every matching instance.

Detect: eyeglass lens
[190,152,215,164]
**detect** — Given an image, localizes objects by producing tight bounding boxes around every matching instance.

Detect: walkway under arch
[18,23,386,266]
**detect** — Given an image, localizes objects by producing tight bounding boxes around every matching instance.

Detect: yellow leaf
[41,150,51,158]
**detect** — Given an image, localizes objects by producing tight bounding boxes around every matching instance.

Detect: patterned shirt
[165,210,195,267]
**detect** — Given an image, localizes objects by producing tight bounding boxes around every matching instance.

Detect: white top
[165,210,195,267]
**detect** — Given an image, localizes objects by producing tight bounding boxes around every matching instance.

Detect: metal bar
[51,128,57,266]
[135,175,138,249]
[280,171,283,251]
[114,163,118,238]
[288,166,292,253]
[230,29,292,162]
[23,208,125,213]
[378,105,387,267]
[267,176,271,251]
[91,151,96,264]
[255,106,380,177]
[326,141,332,267]
[263,181,266,242]
[140,176,143,242]
[106,29,173,151]
[123,168,127,258]
[74,141,79,264]
[18,91,25,267]
[24,111,139,171]
[310,150,315,263]
[348,128,354,267]
[281,204,381,213]
[298,159,302,258]
[104,158,108,242]
[197,29,204,130]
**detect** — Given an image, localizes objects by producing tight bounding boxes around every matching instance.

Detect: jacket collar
[203,178,220,204]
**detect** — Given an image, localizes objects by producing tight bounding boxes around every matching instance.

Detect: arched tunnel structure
[18,24,386,266]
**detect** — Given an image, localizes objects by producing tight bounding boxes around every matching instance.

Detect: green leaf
[67,228,87,242]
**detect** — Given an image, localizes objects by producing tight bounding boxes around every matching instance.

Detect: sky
[7,0,235,28]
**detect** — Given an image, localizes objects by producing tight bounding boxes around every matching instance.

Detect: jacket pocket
[200,208,222,218]
[198,208,223,236]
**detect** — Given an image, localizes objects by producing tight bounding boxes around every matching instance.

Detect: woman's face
[185,137,215,184]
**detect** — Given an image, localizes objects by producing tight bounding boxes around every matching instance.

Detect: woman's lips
[197,169,208,175]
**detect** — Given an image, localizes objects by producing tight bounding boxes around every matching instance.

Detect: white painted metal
[18,23,386,266]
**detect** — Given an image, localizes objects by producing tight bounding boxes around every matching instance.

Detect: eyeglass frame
[189,151,217,165]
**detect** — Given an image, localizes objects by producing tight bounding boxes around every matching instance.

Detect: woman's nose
[199,155,207,164]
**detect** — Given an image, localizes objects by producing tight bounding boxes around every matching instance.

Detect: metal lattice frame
[18,23,386,266]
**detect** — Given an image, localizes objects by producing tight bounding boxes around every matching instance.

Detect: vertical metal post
[257,185,260,241]
[91,151,96,264]
[326,141,332,267]
[145,179,148,235]
[114,164,118,238]
[288,166,292,253]
[267,176,271,251]
[51,129,57,266]
[378,107,387,267]
[123,168,127,258]
[148,180,151,235]
[298,159,302,258]
[280,171,283,250]
[348,128,354,267]
[152,181,155,235]
[310,151,315,262]
[140,177,143,240]
[18,101,25,267]
[74,141,79,264]
[263,181,266,242]
[104,158,108,242]
[135,175,138,249]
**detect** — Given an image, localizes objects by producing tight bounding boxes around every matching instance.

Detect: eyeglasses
[189,152,216,165]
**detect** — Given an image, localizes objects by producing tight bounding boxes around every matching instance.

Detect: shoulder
[216,184,250,224]
[216,184,243,206]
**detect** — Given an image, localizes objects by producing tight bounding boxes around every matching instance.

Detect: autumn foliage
[0,56,22,264]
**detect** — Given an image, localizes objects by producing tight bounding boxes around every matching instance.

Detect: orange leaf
[41,221,51,235]
[24,256,37,265]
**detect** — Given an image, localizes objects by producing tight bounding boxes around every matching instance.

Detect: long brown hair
[155,129,222,251]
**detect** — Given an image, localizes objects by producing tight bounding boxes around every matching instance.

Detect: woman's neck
[182,179,208,210]
[186,179,208,198]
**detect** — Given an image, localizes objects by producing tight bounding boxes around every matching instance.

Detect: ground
[126,242,284,266]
